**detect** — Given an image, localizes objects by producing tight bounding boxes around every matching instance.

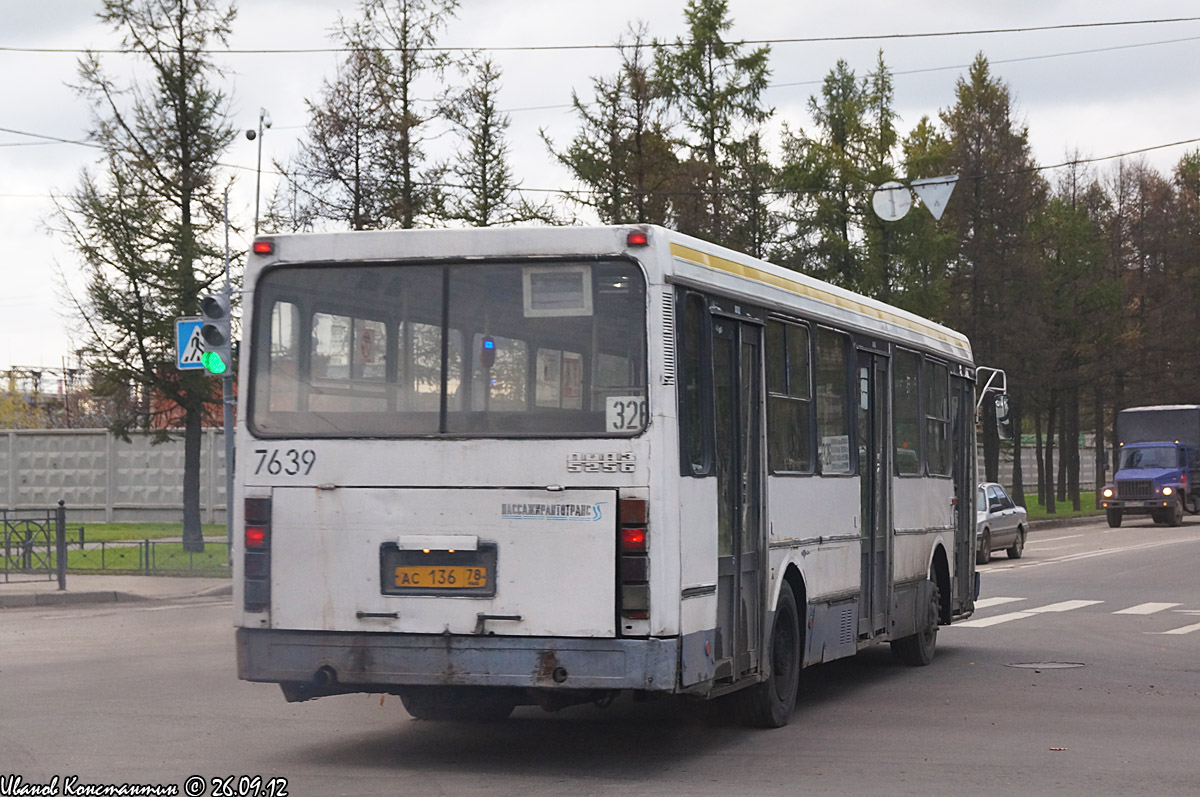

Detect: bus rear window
[249,259,647,438]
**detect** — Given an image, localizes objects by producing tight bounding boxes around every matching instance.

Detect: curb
[1027,515,1105,532]
[0,591,145,609]
[0,582,232,609]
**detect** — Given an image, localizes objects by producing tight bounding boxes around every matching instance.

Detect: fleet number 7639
[254,448,316,476]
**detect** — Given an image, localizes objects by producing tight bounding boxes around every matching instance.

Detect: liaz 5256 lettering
[1101,405,1200,527]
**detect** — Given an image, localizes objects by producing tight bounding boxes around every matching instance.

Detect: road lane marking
[1114,602,1180,615]
[1030,534,1083,544]
[997,537,1200,570]
[975,597,1025,609]
[35,600,229,620]
[1155,622,1200,635]
[957,599,1102,628]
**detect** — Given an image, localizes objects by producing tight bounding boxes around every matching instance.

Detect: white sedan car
[976,482,1028,564]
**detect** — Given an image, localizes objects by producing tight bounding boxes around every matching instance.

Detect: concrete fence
[1,429,226,524]
[986,437,1103,494]
[1,427,1098,524]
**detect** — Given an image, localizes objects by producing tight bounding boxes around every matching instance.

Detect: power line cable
[502,33,1200,112]
[0,126,99,149]
[1,16,1198,55]
[6,33,1190,135]
[772,34,1200,89]
[2,132,1197,201]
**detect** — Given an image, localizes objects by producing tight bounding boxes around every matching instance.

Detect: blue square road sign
[176,317,205,370]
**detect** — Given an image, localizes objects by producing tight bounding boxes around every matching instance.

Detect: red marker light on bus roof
[626,231,649,247]
[252,240,274,255]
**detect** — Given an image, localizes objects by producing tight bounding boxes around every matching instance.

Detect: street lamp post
[246,107,272,236]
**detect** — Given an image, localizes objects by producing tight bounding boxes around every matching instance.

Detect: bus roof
[247,224,973,364]
[658,228,971,363]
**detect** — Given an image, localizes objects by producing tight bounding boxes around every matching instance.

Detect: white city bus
[234,224,980,727]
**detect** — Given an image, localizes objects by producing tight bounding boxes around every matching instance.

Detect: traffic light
[199,293,232,376]
[479,335,496,369]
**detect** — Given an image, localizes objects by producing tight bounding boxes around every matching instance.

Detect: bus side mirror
[994,394,1013,441]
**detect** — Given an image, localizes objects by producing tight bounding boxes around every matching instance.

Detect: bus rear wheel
[891,577,940,667]
[736,583,801,728]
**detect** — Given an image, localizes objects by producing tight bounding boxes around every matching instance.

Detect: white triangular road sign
[911,175,958,220]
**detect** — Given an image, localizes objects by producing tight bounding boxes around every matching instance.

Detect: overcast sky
[3,0,1199,377]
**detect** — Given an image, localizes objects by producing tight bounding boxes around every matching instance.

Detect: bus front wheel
[1106,509,1122,528]
[736,582,801,728]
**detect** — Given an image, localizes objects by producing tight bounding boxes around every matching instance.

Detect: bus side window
[766,319,813,474]
[311,313,388,383]
[925,360,950,476]
[265,301,301,412]
[678,292,712,476]
[815,328,851,475]
[893,349,922,475]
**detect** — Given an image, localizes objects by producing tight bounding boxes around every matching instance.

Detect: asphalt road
[1,517,1198,796]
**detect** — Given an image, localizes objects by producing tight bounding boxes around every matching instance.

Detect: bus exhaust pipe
[313,666,338,687]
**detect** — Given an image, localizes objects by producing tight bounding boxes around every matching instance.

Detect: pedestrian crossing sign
[176,317,205,370]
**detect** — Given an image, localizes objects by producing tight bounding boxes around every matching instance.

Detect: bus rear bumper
[236,627,680,693]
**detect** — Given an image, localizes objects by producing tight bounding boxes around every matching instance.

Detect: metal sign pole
[223,189,235,561]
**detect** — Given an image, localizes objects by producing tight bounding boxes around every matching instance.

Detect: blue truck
[1100,405,1200,527]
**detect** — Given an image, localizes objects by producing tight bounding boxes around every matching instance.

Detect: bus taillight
[244,497,272,612]
[618,498,649,623]
[620,527,646,551]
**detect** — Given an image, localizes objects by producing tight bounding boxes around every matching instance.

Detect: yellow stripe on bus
[668,242,969,354]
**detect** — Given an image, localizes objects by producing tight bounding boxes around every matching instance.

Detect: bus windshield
[249,259,647,438]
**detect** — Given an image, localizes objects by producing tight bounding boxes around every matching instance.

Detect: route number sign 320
[605,396,647,432]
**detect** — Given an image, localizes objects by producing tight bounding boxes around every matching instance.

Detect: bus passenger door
[712,317,764,680]
[951,375,976,614]
[857,349,890,638]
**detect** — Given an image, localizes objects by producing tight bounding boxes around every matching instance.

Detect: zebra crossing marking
[1113,602,1180,615]
[1029,600,1103,613]
[960,598,1200,634]
[957,600,1102,628]
[974,597,1024,609]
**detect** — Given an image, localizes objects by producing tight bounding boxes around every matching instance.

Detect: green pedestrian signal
[199,293,232,376]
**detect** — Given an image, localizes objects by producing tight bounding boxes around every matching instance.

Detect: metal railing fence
[2,503,66,586]
[63,539,230,575]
